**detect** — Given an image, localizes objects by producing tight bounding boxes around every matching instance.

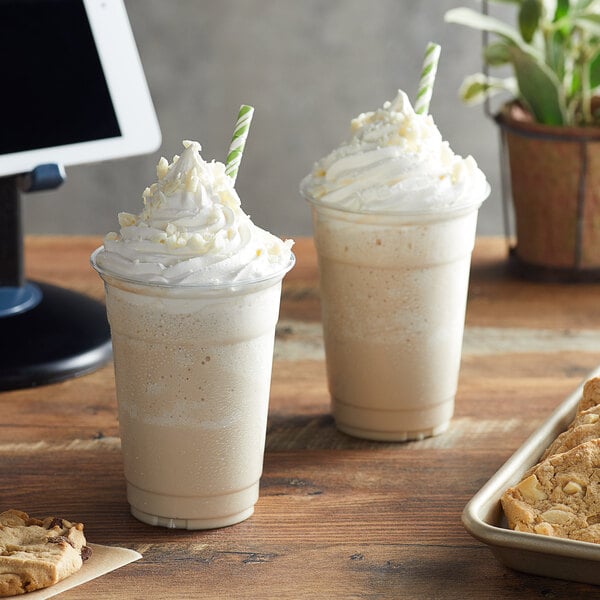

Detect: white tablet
[0,0,161,178]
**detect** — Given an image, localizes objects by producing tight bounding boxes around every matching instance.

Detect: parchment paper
[21,543,142,599]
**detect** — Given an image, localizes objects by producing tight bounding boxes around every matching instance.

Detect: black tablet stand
[0,165,112,390]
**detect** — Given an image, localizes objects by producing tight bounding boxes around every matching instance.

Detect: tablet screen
[0,0,122,155]
[0,0,160,177]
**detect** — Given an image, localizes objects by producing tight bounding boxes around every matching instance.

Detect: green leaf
[571,68,582,97]
[459,74,517,104]
[574,14,600,36]
[553,0,569,21]
[444,8,544,60]
[519,0,542,43]
[484,41,512,66]
[444,8,521,44]
[508,45,567,123]
[444,8,519,41]
[545,29,566,80]
[460,78,492,104]
[590,51,600,89]
[573,0,596,9]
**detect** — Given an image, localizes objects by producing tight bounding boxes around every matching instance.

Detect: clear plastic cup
[91,248,294,529]
[303,192,488,442]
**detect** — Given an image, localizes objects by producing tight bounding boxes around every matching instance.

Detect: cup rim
[90,246,296,291]
[299,176,490,218]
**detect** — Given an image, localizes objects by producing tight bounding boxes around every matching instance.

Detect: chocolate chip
[47,535,76,549]
[46,518,64,529]
[47,536,68,545]
[81,545,92,561]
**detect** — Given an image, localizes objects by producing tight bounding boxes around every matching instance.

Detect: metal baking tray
[462,366,600,585]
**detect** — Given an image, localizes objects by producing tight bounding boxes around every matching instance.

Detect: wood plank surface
[1,236,600,598]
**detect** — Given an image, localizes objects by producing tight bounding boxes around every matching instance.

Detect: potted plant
[445,1,600,281]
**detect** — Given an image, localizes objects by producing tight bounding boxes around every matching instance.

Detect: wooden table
[3,236,600,599]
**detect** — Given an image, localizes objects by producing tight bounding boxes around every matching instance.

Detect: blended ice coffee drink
[301,90,489,441]
[92,139,294,529]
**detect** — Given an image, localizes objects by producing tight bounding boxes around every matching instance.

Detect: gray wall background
[22,0,510,238]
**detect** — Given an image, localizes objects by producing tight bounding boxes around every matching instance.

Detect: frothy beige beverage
[92,141,294,528]
[302,91,489,441]
[98,273,288,528]
[310,204,479,441]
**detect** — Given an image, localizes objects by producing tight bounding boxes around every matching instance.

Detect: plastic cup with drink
[301,44,490,441]
[92,108,294,528]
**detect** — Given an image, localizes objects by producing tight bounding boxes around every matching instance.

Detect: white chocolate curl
[96,140,293,284]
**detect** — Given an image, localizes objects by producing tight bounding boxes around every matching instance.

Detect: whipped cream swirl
[95,140,293,285]
[301,91,488,212]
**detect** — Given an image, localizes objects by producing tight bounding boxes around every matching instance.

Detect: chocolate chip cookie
[0,510,91,596]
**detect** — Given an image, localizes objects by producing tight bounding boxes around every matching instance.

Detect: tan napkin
[21,543,142,599]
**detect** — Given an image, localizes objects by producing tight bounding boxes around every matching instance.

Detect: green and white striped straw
[225,104,255,183]
[414,42,441,115]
